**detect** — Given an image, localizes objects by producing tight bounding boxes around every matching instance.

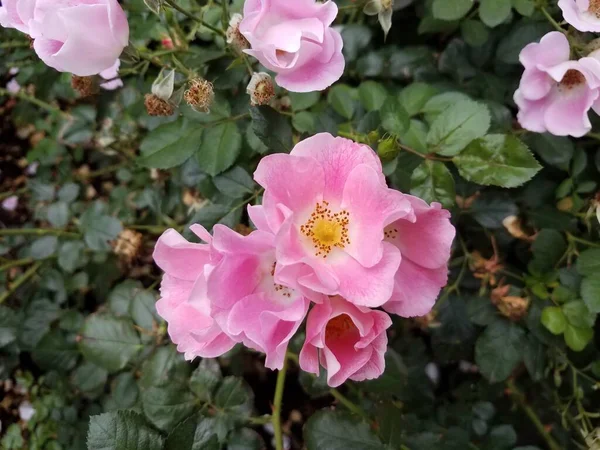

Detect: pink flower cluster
[153,134,455,387]
[238,0,345,92]
[0,0,128,77]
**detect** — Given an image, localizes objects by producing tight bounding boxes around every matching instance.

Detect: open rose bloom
[559,0,600,32]
[239,0,344,92]
[514,31,600,137]
[0,0,129,76]
[153,133,455,387]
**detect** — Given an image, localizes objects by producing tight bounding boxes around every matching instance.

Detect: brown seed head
[145,93,175,116]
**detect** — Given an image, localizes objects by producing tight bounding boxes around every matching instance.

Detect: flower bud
[144,94,175,116]
[71,75,99,97]
[184,78,214,113]
[247,72,275,106]
[226,13,250,51]
[377,137,400,162]
[152,69,176,101]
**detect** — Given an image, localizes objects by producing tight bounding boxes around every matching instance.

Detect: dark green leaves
[427,100,490,156]
[432,0,474,21]
[577,249,600,276]
[479,0,512,27]
[250,106,293,153]
[475,320,526,382]
[196,122,242,176]
[165,414,219,450]
[139,120,203,169]
[79,209,122,252]
[410,160,455,208]
[79,315,141,372]
[328,84,356,119]
[88,411,164,450]
[304,411,385,450]
[454,135,541,188]
[381,96,410,136]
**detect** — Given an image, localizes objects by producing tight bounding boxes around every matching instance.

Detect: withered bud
[71,75,99,97]
[184,78,214,113]
[144,93,175,117]
[247,72,275,106]
[113,229,143,265]
[226,13,250,51]
[492,294,530,322]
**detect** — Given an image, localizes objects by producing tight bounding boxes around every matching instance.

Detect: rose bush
[1,0,600,449]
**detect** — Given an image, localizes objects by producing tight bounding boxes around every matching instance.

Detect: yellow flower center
[300,201,350,258]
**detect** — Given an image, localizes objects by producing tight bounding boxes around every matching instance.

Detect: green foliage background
[0,0,599,449]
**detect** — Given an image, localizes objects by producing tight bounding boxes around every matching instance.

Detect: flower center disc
[589,0,600,17]
[325,314,356,341]
[300,201,350,258]
[559,69,586,91]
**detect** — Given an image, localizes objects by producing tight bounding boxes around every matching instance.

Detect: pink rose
[207,226,311,370]
[99,60,124,91]
[299,296,392,387]
[153,226,235,360]
[382,196,455,317]
[252,133,413,308]
[0,0,129,76]
[559,0,600,32]
[239,0,345,92]
[514,32,600,137]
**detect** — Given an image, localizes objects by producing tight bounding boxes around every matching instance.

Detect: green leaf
[526,133,573,171]
[304,411,385,450]
[427,99,490,156]
[87,410,164,450]
[139,345,191,389]
[109,280,144,317]
[30,236,58,260]
[289,91,321,111]
[432,0,474,21]
[470,194,517,229]
[165,414,219,450]
[214,376,254,417]
[475,320,526,382]
[213,166,255,199]
[196,122,241,176]
[488,425,517,449]
[358,81,387,112]
[512,0,534,15]
[581,276,600,313]
[454,134,541,187]
[562,300,595,328]
[479,0,512,27]
[227,428,266,450]
[0,306,18,348]
[47,201,69,228]
[72,361,108,394]
[79,315,141,373]
[381,96,410,136]
[577,249,600,276]
[1,424,24,449]
[399,83,439,117]
[564,324,593,352]
[362,349,408,396]
[250,106,293,153]
[58,241,86,273]
[541,306,567,335]
[530,229,567,273]
[292,111,317,134]
[190,359,222,402]
[461,20,489,47]
[79,210,123,252]
[141,384,198,431]
[139,119,203,169]
[31,330,78,372]
[410,160,456,209]
[328,84,356,119]
[523,335,546,382]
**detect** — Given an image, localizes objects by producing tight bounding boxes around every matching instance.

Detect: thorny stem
[0,228,81,238]
[506,379,562,450]
[566,232,600,248]
[163,0,227,37]
[0,261,43,304]
[540,6,566,35]
[0,87,71,118]
[272,358,288,450]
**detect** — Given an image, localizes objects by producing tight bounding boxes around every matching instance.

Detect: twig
[0,87,71,118]
[163,0,227,37]
[0,261,43,304]
[0,228,81,238]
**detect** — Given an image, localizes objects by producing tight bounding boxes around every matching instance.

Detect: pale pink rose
[207,225,311,370]
[2,196,18,211]
[99,60,123,90]
[239,0,344,92]
[383,196,455,317]
[153,225,235,360]
[0,0,129,76]
[6,78,20,94]
[252,133,413,308]
[299,296,391,387]
[559,0,600,32]
[514,31,600,137]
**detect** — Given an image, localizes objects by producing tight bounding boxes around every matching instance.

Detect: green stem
[329,388,370,420]
[0,87,71,118]
[506,379,562,450]
[0,261,42,304]
[0,228,81,238]
[0,258,35,272]
[540,6,566,34]
[272,358,288,450]
[567,233,600,248]
[248,415,272,426]
[163,0,226,37]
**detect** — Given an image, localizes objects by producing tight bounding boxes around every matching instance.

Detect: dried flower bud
[247,72,275,106]
[184,78,214,113]
[144,93,175,116]
[113,229,143,265]
[226,13,250,51]
[491,284,529,321]
[71,75,99,97]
